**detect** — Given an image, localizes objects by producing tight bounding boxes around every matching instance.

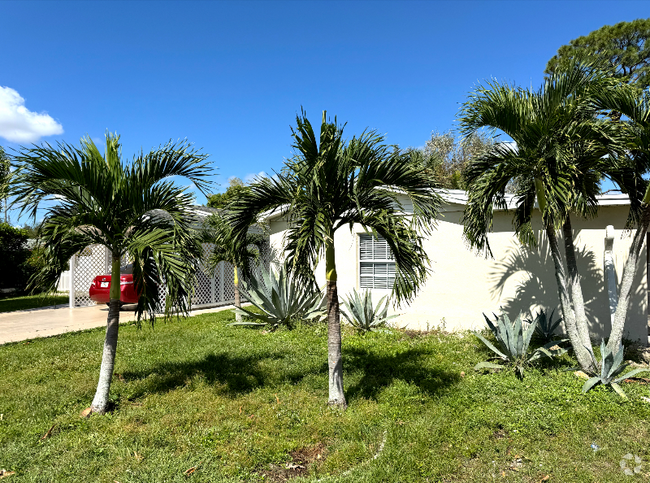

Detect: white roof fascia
[263,190,633,221]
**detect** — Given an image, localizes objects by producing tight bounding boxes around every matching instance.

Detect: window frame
[358,233,395,290]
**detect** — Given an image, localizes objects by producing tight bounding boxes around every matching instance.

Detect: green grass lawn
[1,310,649,482]
[0,293,69,313]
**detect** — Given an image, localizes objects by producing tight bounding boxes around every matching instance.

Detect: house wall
[268,202,647,342]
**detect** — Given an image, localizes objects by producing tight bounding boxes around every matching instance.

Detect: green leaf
[474,361,504,371]
[227,322,268,328]
[613,367,650,384]
[582,377,601,393]
[474,332,508,360]
[610,382,628,400]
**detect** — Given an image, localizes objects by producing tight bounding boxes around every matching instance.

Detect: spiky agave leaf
[474,332,509,361]
[582,376,601,393]
[340,289,398,334]
[532,308,562,342]
[475,313,554,378]
[582,340,649,398]
[235,264,324,328]
[474,361,504,371]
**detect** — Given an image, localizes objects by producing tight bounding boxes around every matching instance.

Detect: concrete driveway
[0,304,235,345]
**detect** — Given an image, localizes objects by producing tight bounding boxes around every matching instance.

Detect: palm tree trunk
[325,236,346,409]
[562,216,593,353]
[90,253,121,414]
[607,203,650,352]
[233,264,242,323]
[546,225,595,371]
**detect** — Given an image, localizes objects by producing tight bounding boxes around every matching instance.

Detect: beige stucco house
[267,190,648,343]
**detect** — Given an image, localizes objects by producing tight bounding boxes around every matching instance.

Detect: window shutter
[359,234,396,289]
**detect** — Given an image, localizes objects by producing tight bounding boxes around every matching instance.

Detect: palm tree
[228,110,443,408]
[593,85,650,351]
[458,63,618,372]
[201,212,266,321]
[12,133,211,414]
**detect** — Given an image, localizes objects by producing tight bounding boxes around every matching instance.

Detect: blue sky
[1,0,648,224]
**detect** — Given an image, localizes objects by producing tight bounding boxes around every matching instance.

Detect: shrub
[529,308,562,343]
[340,288,398,334]
[582,340,649,399]
[0,223,30,291]
[234,264,324,329]
[474,313,565,379]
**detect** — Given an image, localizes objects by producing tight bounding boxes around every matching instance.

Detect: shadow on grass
[119,350,292,399]
[119,343,462,404]
[340,345,461,401]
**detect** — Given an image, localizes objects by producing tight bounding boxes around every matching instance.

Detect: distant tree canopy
[206,177,251,209]
[545,18,650,91]
[405,131,494,190]
[0,223,30,290]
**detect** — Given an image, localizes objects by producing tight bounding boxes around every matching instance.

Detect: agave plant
[474,313,562,379]
[582,340,648,399]
[233,264,324,329]
[530,308,563,343]
[340,289,398,334]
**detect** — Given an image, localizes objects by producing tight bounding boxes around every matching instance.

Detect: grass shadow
[119,350,292,399]
[343,345,461,401]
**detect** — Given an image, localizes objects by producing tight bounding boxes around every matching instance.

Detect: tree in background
[229,110,443,408]
[0,223,30,291]
[12,133,211,414]
[405,131,494,190]
[206,177,251,209]
[546,19,650,92]
[201,213,266,322]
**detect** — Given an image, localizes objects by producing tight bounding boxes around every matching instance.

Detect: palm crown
[13,133,211,318]
[459,63,620,255]
[229,111,442,304]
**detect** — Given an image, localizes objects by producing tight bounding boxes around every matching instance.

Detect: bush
[0,223,30,291]
[234,264,325,329]
[340,288,398,334]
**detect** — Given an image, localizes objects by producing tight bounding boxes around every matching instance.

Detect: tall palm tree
[594,85,650,351]
[12,133,211,414]
[458,63,618,372]
[201,212,266,321]
[228,110,443,408]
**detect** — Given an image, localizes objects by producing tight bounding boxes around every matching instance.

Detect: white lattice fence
[246,241,273,293]
[192,243,236,308]
[69,239,271,310]
[69,244,111,307]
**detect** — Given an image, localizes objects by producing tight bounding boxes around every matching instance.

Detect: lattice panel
[72,244,111,307]
[193,243,217,307]
[69,239,272,310]
[223,261,235,303]
[245,241,272,296]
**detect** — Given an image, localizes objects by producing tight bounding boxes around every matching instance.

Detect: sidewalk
[0,304,236,345]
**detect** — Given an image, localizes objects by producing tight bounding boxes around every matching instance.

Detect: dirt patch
[258,443,327,482]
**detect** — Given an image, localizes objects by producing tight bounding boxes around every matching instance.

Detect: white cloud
[500,140,518,152]
[244,171,268,184]
[0,86,63,143]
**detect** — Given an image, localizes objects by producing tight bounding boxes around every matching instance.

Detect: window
[359,234,395,289]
